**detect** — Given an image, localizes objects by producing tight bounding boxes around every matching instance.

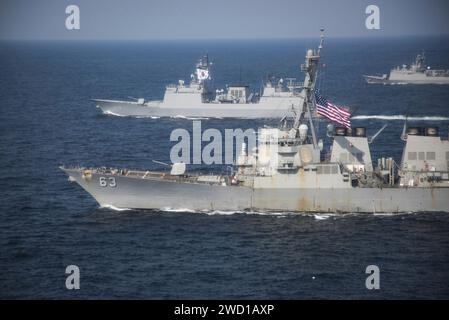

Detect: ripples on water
[1,37,449,298]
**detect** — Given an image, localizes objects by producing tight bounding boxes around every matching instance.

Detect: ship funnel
[299,124,308,142]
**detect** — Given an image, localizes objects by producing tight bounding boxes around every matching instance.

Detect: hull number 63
[99,177,117,187]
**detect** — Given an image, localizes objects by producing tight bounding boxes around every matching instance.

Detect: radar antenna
[317,28,325,55]
[292,28,325,149]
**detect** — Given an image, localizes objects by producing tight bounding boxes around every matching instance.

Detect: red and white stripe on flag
[316,102,351,128]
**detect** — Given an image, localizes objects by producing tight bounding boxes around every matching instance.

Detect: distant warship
[94,55,306,118]
[62,32,449,213]
[364,53,449,84]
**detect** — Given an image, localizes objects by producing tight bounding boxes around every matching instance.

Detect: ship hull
[62,168,252,211]
[94,99,297,119]
[62,168,449,213]
[364,75,449,85]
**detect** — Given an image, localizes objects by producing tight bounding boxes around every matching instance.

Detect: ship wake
[352,115,449,121]
[102,110,128,117]
[97,206,422,218]
[102,110,160,119]
[99,204,132,211]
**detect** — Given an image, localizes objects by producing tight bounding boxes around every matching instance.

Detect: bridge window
[426,152,436,160]
[408,152,417,160]
[418,152,425,160]
[446,151,449,160]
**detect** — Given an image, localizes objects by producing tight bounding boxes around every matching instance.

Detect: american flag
[314,91,351,128]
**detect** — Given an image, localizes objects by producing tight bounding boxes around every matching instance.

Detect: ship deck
[66,166,232,186]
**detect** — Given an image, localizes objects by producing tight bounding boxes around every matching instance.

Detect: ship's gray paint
[330,136,373,172]
[61,167,449,213]
[94,97,301,119]
[95,55,305,118]
[62,168,252,210]
[60,121,449,213]
[364,53,449,84]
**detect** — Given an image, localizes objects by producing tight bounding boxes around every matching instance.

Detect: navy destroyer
[62,32,449,213]
[364,53,449,84]
[95,55,305,118]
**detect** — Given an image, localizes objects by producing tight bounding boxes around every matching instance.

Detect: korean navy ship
[94,55,305,118]
[364,52,449,84]
[62,32,449,213]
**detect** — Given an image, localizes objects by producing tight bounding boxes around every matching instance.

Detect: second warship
[95,55,306,118]
[62,32,449,213]
[364,52,449,84]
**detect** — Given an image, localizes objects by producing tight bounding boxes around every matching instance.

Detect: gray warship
[364,53,449,84]
[62,33,449,213]
[95,55,305,118]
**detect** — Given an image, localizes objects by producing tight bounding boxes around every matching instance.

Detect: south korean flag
[196,68,209,81]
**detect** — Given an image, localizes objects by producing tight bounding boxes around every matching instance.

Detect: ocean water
[1,36,449,299]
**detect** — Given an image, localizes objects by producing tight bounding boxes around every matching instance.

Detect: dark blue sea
[1,36,449,299]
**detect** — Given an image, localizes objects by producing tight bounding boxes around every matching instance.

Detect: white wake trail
[352,115,449,121]
[100,204,132,211]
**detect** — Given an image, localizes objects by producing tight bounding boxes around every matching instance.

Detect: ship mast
[293,29,325,148]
